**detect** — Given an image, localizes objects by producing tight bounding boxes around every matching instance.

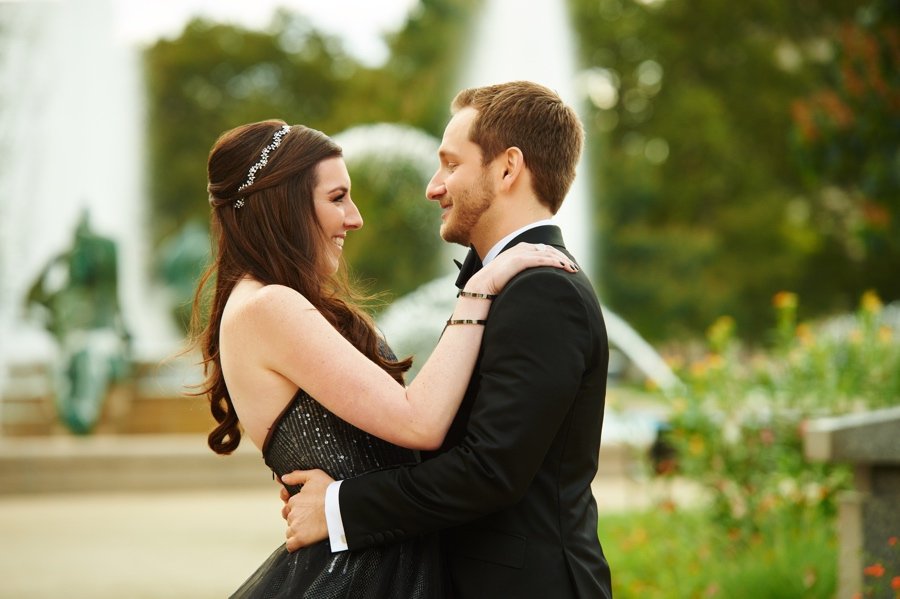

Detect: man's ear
[499,147,524,191]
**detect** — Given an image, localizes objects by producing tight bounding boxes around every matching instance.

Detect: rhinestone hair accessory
[234,124,291,208]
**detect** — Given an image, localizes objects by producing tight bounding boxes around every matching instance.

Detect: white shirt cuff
[325,480,348,552]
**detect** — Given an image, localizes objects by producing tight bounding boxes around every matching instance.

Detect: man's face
[426,107,494,247]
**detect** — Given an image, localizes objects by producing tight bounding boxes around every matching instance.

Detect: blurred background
[0,0,897,597]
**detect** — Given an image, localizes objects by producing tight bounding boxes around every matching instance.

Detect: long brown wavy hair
[190,120,411,455]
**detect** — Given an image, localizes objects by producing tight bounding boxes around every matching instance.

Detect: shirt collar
[482,219,554,266]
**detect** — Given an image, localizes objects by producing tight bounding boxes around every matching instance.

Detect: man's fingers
[285,523,299,552]
[285,520,311,552]
[280,470,313,485]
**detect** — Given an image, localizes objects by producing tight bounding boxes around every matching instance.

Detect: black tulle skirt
[229,536,445,599]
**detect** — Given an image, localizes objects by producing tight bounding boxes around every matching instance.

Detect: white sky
[111,0,421,66]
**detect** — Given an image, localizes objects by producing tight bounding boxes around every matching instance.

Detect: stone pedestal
[804,406,900,598]
[1,356,207,436]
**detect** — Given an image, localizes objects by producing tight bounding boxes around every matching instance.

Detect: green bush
[665,291,899,535]
[613,292,900,596]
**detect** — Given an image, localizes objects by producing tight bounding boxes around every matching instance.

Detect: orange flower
[863,562,885,577]
[889,536,898,547]
[791,100,818,141]
[891,576,900,591]
[773,291,798,310]
[862,201,891,230]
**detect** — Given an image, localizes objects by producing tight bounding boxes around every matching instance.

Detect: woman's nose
[345,199,363,230]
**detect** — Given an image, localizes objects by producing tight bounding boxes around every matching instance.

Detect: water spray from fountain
[0,0,179,428]
[368,0,680,399]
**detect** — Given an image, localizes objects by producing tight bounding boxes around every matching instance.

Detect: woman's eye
[332,193,345,203]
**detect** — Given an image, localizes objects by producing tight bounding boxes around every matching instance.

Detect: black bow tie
[454,246,483,289]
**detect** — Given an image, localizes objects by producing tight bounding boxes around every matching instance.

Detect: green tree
[144,12,355,242]
[789,1,900,311]
[331,0,481,137]
[570,0,885,340]
[143,3,478,326]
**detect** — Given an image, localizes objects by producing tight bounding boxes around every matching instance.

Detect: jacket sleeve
[339,267,596,549]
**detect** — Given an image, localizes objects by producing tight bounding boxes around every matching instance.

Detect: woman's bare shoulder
[224,283,316,331]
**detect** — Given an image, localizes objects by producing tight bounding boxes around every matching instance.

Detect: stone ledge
[804,405,900,463]
[0,434,642,495]
[0,434,271,495]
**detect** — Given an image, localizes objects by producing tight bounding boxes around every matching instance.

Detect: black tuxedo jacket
[340,226,612,598]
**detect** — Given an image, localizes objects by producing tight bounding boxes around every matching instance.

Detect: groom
[282,80,612,598]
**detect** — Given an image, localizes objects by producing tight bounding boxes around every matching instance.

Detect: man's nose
[426,175,446,201]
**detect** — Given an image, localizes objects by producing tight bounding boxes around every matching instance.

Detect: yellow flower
[663,352,685,370]
[690,361,708,379]
[689,434,706,456]
[860,289,883,314]
[796,323,815,346]
[707,315,735,349]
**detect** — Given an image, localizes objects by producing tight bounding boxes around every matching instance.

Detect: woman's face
[312,157,363,276]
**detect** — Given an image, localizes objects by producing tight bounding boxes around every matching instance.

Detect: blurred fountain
[373,0,679,398]
[459,0,592,273]
[336,123,440,178]
[0,0,180,429]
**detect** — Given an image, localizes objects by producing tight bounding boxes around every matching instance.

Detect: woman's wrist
[450,296,490,322]
[462,271,496,297]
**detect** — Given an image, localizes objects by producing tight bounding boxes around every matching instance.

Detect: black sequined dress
[230,387,444,598]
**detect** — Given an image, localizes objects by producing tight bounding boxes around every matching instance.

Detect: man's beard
[441,172,493,246]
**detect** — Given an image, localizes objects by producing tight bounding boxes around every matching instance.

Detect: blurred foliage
[649,291,900,597]
[601,505,838,598]
[143,0,898,341]
[663,291,899,538]
[143,0,477,326]
[343,158,443,301]
[790,2,900,315]
[144,11,353,241]
[570,0,899,340]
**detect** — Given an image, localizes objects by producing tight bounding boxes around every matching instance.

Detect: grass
[599,504,838,598]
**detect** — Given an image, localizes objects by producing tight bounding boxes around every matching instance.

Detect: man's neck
[479,218,554,266]
[472,196,554,256]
